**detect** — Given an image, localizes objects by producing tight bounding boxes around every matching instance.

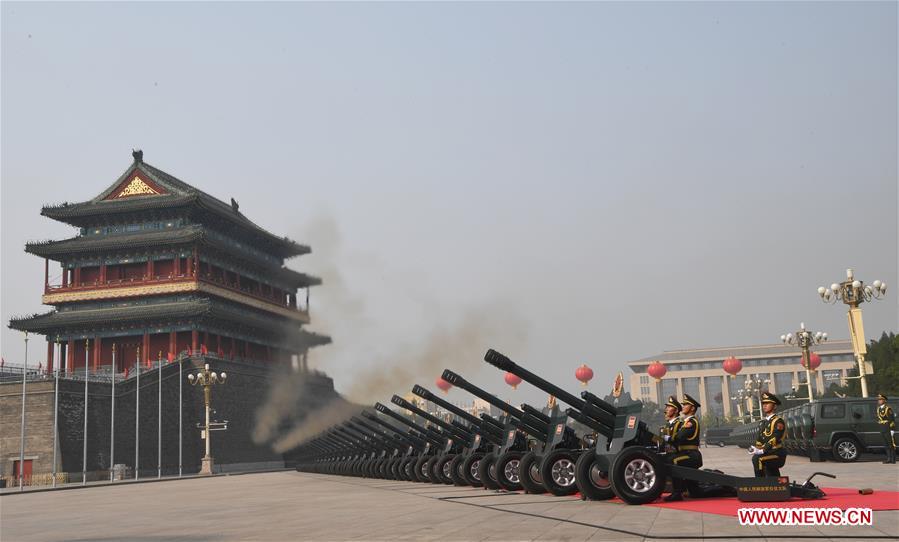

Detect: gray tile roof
[40,156,309,258]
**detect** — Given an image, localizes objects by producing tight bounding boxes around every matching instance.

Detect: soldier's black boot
[663,492,684,502]
[889,448,896,464]
[883,448,892,463]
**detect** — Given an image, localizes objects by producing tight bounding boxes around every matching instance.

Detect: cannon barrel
[520,403,551,424]
[580,390,619,427]
[361,411,426,449]
[484,349,587,411]
[391,395,471,441]
[374,402,443,446]
[351,417,407,449]
[564,407,608,434]
[413,384,504,440]
[481,413,505,431]
[413,385,480,426]
[441,369,524,419]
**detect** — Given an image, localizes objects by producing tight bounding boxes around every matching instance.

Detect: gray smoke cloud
[252,215,529,452]
[270,397,363,454]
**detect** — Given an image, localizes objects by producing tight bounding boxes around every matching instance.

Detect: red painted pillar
[142,332,150,367]
[203,331,209,352]
[169,331,176,357]
[230,337,236,359]
[244,340,250,360]
[191,330,199,353]
[93,336,101,371]
[146,259,152,279]
[66,339,75,373]
[192,246,198,278]
[74,266,81,287]
[46,339,54,373]
[100,264,107,284]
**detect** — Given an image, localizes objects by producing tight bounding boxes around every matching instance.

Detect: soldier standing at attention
[877,394,896,464]
[750,392,786,477]
[663,393,702,502]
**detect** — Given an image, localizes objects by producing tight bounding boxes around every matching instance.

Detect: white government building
[627,340,857,418]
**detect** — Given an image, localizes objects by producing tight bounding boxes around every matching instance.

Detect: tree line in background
[823,331,898,398]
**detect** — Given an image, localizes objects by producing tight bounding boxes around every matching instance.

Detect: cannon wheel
[495,450,525,491]
[400,457,415,481]
[435,455,456,485]
[574,452,614,500]
[462,453,485,487]
[449,454,468,486]
[425,456,443,484]
[519,452,547,494]
[539,449,579,496]
[609,447,666,505]
[412,456,430,482]
[478,452,501,490]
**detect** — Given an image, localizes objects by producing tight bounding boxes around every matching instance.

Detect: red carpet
[612,488,899,517]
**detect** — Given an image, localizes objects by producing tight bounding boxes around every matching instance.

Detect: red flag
[124,366,130,378]
[167,352,174,363]
[217,348,224,358]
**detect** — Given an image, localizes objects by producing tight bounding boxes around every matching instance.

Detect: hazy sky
[2,2,896,407]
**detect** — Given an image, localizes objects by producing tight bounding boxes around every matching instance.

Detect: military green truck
[726,397,897,462]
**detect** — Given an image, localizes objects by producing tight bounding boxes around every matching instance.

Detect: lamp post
[817,269,887,398]
[781,323,827,403]
[743,375,770,421]
[188,363,227,475]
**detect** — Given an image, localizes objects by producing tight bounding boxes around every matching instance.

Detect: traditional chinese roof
[9,297,331,350]
[25,225,321,288]
[40,151,309,259]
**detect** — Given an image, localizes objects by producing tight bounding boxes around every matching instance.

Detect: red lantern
[647,361,667,381]
[575,364,594,387]
[723,356,742,377]
[435,377,452,394]
[504,372,523,390]
[803,352,822,371]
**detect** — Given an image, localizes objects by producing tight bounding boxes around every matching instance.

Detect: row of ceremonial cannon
[295,349,674,505]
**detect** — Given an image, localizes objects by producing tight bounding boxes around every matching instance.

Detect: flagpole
[82,339,89,486]
[110,345,116,482]
[19,332,29,491]
[158,351,162,479]
[135,346,140,480]
[52,338,60,488]
[179,352,183,477]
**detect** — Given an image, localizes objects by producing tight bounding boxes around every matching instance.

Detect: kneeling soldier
[664,393,702,502]
[877,394,896,464]
[750,392,786,477]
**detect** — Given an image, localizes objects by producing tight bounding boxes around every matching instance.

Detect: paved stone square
[2,447,897,541]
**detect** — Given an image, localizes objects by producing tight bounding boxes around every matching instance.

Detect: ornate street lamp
[817,268,886,397]
[188,363,227,475]
[743,375,770,422]
[781,323,827,404]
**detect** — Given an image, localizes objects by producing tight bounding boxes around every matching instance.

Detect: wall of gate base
[0,358,338,485]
